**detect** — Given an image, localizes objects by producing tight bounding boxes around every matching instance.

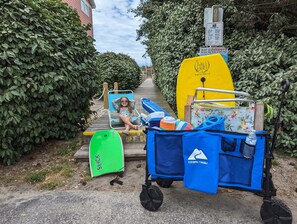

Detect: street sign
[199,47,228,64]
[203,7,223,27]
[205,22,223,46]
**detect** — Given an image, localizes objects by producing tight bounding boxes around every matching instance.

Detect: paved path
[0,187,271,224]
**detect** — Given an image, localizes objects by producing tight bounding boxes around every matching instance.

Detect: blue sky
[92,0,151,66]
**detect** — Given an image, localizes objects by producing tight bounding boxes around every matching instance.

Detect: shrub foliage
[0,0,99,164]
[98,52,141,91]
[134,0,297,153]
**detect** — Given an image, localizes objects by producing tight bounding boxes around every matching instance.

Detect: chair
[189,88,257,133]
[107,90,139,129]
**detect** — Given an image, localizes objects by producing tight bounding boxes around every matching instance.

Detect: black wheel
[140,185,163,211]
[260,199,292,224]
[156,180,173,188]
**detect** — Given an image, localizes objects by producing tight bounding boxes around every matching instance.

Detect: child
[112,96,138,135]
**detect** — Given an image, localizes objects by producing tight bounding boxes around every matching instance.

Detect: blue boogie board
[183,132,221,194]
[141,98,171,116]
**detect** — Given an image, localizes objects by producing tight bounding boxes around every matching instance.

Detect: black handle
[280,79,290,93]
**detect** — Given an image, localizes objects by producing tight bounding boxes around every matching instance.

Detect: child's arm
[112,98,120,110]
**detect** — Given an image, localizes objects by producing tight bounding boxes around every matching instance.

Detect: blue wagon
[139,80,292,224]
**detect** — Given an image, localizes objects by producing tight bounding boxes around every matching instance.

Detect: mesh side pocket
[219,154,254,186]
[221,137,237,152]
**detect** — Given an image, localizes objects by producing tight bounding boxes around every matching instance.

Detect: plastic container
[160,116,176,130]
[148,118,162,128]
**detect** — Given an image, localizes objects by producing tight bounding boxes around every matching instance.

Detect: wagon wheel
[156,180,173,188]
[140,185,163,211]
[260,199,292,224]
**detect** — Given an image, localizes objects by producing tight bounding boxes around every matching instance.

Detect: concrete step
[74,142,146,162]
[82,130,146,143]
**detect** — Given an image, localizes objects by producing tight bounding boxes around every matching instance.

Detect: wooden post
[103,82,108,109]
[184,95,194,123]
[114,82,118,93]
[254,102,264,131]
[186,95,194,105]
[184,105,191,123]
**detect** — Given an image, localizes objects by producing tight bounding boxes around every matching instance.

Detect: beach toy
[160,116,176,130]
[175,119,192,130]
[194,115,225,131]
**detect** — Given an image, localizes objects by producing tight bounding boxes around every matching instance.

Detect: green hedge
[98,52,141,91]
[0,0,99,164]
[230,34,297,154]
[134,0,297,153]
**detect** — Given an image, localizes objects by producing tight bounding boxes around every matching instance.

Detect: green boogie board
[89,129,124,178]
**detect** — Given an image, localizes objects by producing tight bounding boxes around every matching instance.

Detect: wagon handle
[280,79,290,93]
[270,79,290,154]
[194,87,251,99]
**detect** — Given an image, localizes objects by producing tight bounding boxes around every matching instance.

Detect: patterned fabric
[119,107,132,117]
[191,103,255,133]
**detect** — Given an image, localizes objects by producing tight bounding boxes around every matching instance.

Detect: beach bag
[183,132,221,194]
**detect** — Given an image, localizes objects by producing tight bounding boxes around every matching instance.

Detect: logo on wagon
[188,148,208,165]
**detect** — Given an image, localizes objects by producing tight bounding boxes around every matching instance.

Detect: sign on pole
[203,7,223,27]
[199,47,228,64]
[205,22,223,46]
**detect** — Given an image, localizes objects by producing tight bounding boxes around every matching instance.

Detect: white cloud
[93,0,151,66]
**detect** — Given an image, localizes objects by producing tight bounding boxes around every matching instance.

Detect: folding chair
[190,88,256,133]
[107,90,140,129]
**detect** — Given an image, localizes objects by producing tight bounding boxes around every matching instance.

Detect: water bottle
[242,130,257,159]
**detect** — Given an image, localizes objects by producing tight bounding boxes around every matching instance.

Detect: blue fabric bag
[183,132,221,194]
[146,129,184,179]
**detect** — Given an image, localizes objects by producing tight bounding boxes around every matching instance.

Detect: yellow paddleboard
[176,54,235,119]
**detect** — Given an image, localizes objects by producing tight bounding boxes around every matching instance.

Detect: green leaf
[31,44,38,54]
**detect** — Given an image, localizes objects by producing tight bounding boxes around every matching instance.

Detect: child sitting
[112,96,138,135]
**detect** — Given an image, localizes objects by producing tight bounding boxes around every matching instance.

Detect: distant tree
[98,52,141,91]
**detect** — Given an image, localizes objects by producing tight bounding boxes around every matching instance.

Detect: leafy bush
[134,0,297,153]
[0,0,99,164]
[230,34,297,152]
[98,52,141,91]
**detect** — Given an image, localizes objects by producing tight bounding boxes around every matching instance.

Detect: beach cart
[139,79,292,224]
